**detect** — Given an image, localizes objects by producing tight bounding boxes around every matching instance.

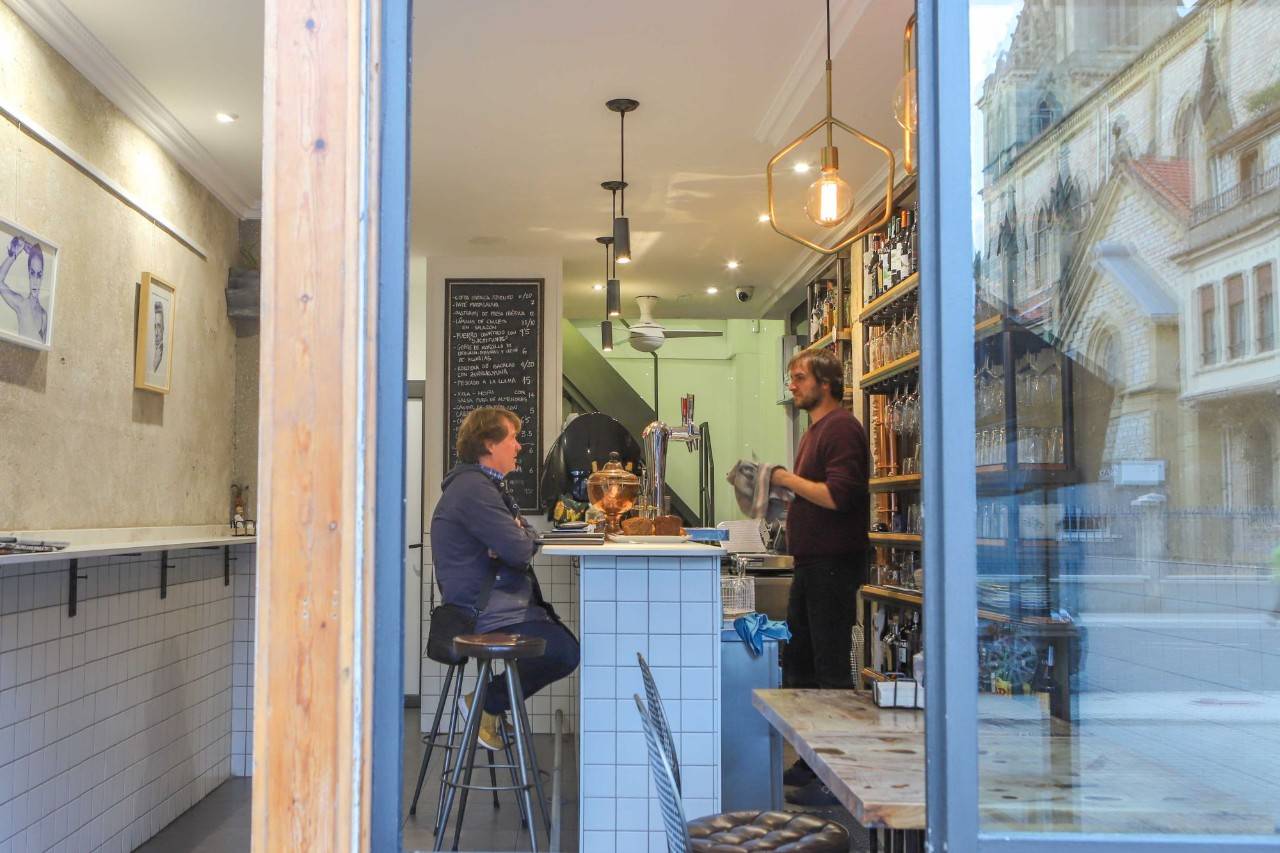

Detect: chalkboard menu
[444,279,543,511]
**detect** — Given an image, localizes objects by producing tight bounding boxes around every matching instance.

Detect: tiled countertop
[540,541,723,558]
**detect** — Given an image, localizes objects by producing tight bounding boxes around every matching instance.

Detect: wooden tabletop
[753,689,1277,834]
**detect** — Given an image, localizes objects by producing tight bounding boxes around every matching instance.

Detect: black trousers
[784,553,866,690]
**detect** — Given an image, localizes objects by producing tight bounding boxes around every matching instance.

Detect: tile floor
[134,712,870,852]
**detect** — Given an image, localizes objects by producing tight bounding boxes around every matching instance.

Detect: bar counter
[540,541,723,853]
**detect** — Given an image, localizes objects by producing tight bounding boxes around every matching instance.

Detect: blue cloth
[732,613,791,657]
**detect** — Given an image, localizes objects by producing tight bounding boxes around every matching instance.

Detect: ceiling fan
[613,295,723,352]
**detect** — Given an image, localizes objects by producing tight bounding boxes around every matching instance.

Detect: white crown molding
[6,0,259,219]
[753,0,876,147]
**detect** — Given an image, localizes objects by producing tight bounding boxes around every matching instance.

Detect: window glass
[968,0,1280,838]
[1258,263,1275,352]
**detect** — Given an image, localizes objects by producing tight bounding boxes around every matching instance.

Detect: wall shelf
[869,473,922,492]
[800,327,851,355]
[868,532,922,548]
[859,272,919,323]
[862,584,922,606]
[859,351,920,392]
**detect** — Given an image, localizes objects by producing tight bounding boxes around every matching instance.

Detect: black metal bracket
[67,559,87,618]
[160,550,171,599]
[223,545,236,585]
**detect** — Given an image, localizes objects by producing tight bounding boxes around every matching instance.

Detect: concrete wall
[0,4,241,531]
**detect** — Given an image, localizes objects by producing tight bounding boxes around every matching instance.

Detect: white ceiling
[32,0,914,319]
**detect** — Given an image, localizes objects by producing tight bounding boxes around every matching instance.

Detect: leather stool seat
[453,632,547,660]
[688,810,850,852]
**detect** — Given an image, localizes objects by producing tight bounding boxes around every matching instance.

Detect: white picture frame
[134,272,177,394]
[0,217,59,351]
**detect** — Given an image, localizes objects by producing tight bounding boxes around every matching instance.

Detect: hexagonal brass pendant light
[766,0,895,255]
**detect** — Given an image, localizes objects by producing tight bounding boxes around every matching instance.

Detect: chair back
[634,694,690,853]
[636,652,681,791]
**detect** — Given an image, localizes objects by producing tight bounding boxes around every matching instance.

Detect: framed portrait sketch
[0,217,59,351]
[134,272,177,393]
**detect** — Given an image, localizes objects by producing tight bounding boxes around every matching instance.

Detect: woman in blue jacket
[431,407,580,749]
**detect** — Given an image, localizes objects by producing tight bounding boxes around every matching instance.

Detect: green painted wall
[569,318,788,522]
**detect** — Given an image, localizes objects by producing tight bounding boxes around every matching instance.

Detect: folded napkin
[732,613,792,657]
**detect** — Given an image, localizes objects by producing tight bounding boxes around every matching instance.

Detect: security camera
[735,286,754,303]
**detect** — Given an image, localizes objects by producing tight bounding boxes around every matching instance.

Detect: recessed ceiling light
[592,283,604,291]
[706,286,719,295]
[215,112,239,124]
[793,162,811,174]
[726,260,740,270]
[757,213,770,223]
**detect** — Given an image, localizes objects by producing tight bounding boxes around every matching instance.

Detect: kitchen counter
[550,541,723,853]
[0,524,255,567]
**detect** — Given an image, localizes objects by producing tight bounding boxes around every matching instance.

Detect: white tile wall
[419,537,579,736]
[0,546,244,852]
[230,549,256,777]
[578,554,722,853]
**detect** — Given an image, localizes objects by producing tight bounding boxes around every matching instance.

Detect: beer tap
[641,394,701,514]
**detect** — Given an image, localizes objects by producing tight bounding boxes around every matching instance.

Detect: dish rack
[721,570,755,618]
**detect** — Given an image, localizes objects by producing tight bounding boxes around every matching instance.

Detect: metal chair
[634,692,849,852]
[636,652,681,791]
[434,632,552,852]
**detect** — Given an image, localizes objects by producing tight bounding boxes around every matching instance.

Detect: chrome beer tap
[641,394,700,514]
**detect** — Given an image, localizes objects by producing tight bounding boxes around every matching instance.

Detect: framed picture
[0,217,59,350]
[134,272,177,393]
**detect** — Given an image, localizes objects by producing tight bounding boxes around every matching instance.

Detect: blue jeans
[481,618,581,714]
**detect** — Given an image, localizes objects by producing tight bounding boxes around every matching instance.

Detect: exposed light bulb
[894,69,918,132]
[805,148,854,227]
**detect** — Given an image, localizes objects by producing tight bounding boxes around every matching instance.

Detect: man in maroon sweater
[770,348,869,802]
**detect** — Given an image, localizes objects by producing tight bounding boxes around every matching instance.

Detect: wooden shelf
[974,314,1003,340]
[869,532,922,549]
[859,351,920,392]
[801,327,851,355]
[862,585,922,607]
[859,272,919,323]
[869,473,922,492]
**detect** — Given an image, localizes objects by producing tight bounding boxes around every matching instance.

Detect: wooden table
[753,689,1277,841]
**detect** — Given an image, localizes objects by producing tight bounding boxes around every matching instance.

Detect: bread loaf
[653,515,683,536]
[621,516,656,535]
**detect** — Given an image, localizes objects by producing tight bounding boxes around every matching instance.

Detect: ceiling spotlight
[726,261,740,270]
[706,287,719,295]
[793,162,811,174]
[215,112,239,124]
[592,283,604,291]
[757,213,771,223]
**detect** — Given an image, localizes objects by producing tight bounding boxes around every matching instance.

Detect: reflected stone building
[977,0,1279,556]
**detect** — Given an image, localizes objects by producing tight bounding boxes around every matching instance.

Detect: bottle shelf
[860,351,920,392]
[869,532,922,549]
[859,272,919,323]
[862,584,922,606]
[800,327,851,355]
[868,472,922,492]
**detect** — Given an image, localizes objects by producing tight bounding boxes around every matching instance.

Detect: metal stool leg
[447,661,495,851]
[508,660,552,841]
[434,660,491,850]
[499,713,531,829]
[433,657,469,834]
[409,661,458,816]
[504,664,541,853]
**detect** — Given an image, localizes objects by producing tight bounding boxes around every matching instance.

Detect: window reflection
[969,0,1280,837]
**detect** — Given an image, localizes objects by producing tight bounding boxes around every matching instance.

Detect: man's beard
[794,389,821,410]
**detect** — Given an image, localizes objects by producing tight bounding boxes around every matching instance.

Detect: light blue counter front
[540,543,723,853]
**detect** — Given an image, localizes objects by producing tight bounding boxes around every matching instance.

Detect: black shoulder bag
[425,569,496,665]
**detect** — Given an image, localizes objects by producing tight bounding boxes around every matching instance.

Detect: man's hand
[771,467,837,510]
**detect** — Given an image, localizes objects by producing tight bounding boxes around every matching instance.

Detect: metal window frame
[921,2,1280,850]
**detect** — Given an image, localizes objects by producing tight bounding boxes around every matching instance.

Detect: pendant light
[765,0,894,255]
[894,14,918,176]
[606,98,638,264]
[597,234,621,317]
[601,320,614,352]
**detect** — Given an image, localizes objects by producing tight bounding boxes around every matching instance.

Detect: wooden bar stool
[433,632,552,852]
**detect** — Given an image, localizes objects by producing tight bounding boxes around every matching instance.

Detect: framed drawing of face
[0,217,59,351]
[134,272,177,393]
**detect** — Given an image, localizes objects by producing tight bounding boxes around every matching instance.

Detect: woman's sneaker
[458,692,506,751]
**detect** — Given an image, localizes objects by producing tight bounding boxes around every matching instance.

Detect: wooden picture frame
[134,272,177,393]
[0,216,60,351]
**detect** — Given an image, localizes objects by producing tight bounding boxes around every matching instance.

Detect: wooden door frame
[254,0,411,849]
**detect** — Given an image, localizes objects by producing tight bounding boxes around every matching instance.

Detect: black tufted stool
[687,810,850,852]
[433,632,552,852]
